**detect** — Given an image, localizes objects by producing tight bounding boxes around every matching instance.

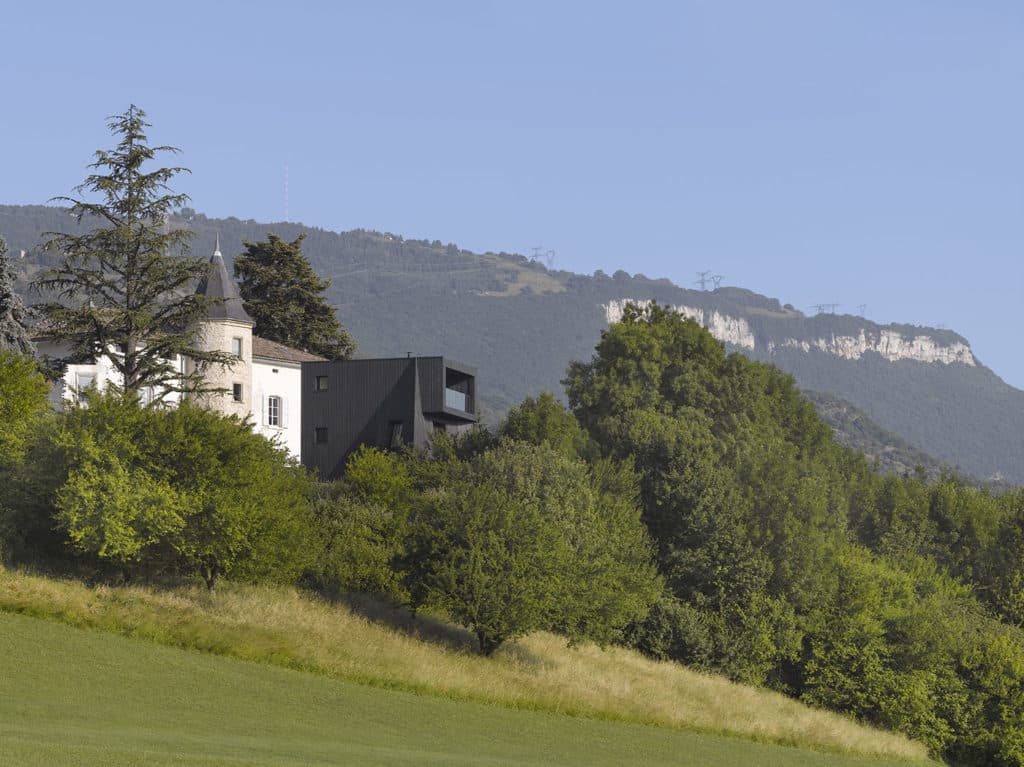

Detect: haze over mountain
[4,204,1022,485]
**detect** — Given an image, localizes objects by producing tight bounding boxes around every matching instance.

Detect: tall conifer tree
[234,233,355,359]
[35,106,229,397]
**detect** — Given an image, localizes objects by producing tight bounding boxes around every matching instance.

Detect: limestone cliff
[604,299,976,367]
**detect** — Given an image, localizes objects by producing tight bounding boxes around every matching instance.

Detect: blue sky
[4,2,1023,387]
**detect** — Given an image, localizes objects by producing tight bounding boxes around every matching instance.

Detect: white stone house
[37,244,323,460]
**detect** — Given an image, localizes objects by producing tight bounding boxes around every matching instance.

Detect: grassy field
[0,568,934,764]
[0,612,935,767]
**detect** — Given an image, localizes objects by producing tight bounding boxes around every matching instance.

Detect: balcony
[445,387,469,412]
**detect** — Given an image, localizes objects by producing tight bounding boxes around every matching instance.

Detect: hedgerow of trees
[564,303,1024,766]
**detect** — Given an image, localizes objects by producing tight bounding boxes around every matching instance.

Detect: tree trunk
[476,630,502,656]
[202,564,219,590]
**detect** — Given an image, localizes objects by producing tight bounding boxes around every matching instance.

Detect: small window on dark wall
[315,375,328,391]
[314,427,329,444]
[389,421,404,449]
[232,383,243,402]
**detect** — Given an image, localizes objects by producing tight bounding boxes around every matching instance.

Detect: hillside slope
[4,204,1021,483]
[0,611,933,767]
[0,569,928,762]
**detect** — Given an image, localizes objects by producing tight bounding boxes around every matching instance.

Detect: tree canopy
[0,351,50,465]
[407,440,660,654]
[18,392,315,586]
[234,234,355,359]
[565,301,1024,765]
[34,105,230,398]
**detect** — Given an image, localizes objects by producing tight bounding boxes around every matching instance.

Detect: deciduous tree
[415,441,659,654]
[0,351,50,465]
[30,393,315,586]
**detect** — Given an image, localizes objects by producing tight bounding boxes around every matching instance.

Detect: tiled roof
[252,336,327,363]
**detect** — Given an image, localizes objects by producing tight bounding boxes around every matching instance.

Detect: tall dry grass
[0,567,930,762]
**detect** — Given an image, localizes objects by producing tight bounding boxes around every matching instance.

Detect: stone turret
[187,237,254,417]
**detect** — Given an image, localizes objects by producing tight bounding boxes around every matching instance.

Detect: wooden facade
[301,356,478,479]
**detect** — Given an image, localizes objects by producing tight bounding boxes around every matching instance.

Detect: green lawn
[0,612,927,767]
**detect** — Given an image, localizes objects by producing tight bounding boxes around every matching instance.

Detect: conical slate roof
[196,241,254,324]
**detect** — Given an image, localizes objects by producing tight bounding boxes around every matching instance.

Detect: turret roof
[196,238,254,325]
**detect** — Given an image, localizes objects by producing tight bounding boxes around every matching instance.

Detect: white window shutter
[261,395,268,426]
[281,397,289,428]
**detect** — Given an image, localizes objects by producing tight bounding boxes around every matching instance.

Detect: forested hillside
[3,204,1021,484]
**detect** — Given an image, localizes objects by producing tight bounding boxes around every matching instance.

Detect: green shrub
[410,440,660,654]
[8,393,315,587]
[0,351,50,465]
[310,484,407,602]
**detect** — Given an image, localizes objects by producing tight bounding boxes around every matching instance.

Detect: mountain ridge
[3,204,1021,485]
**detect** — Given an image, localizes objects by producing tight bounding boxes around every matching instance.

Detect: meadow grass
[0,567,932,763]
[0,611,935,767]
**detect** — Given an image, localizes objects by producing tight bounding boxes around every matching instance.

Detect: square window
[267,395,281,427]
[232,383,243,402]
[314,427,329,444]
[315,375,328,391]
[232,337,243,358]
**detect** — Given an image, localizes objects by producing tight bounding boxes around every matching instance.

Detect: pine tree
[34,105,230,397]
[0,237,35,354]
[234,233,355,359]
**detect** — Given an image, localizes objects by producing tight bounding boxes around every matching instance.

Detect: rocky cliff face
[604,299,976,366]
[605,299,757,349]
[770,331,975,365]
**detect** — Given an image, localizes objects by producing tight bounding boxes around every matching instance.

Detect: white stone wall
[251,359,303,459]
[185,320,254,418]
[35,338,186,406]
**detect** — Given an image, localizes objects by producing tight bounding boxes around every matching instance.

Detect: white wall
[35,339,184,407]
[252,358,303,459]
[35,338,304,461]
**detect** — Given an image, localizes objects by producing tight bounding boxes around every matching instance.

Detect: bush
[0,351,51,465]
[309,480,408,602]
[7,393,315,586]
[410,441,660,654]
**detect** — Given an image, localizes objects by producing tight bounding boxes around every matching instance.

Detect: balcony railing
[445,387,469,412]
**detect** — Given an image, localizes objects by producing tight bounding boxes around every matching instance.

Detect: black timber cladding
[301,356,478,479]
